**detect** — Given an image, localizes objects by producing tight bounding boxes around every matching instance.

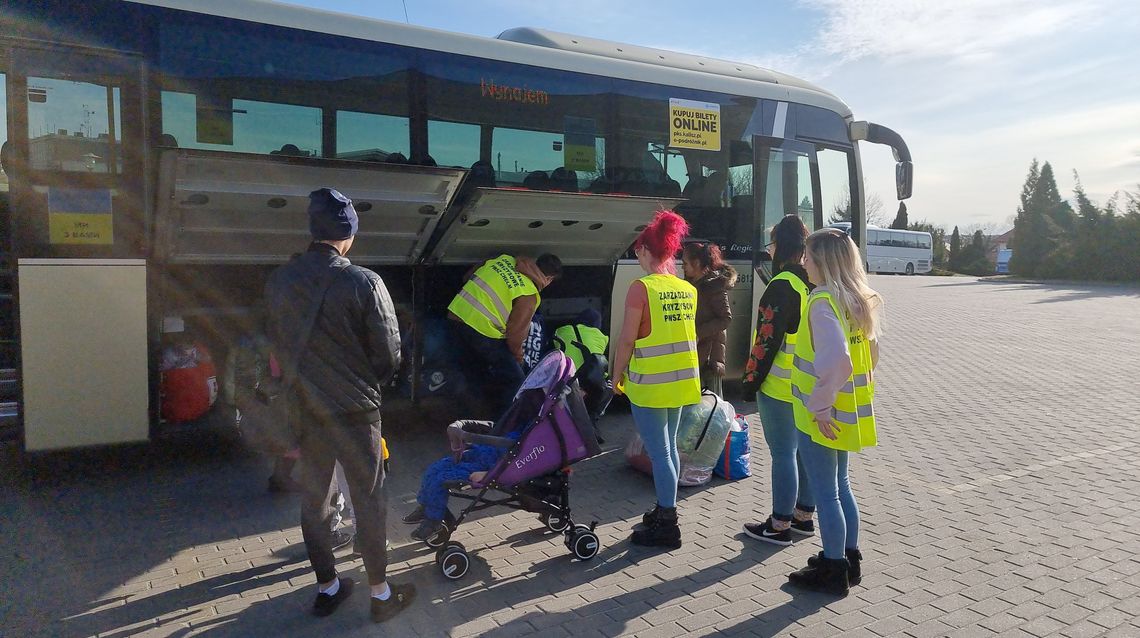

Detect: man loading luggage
[551,308,614,426]
[448,253,562,416]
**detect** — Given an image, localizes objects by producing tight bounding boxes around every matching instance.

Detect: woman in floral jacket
[741,214,817,546]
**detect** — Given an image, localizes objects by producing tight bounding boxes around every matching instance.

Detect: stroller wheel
[541,513,571,533]
[439,546,470,580]
[424,523,452,549]
[435,541,466,565]
[570,530,600,561]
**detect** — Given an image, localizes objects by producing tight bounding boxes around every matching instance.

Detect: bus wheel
[905,263,914,275]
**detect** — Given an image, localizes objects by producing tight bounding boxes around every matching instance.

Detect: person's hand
[815,416,841,440]
[612,377,625,396]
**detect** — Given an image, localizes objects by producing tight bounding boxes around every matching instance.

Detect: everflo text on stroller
[515,445,546,469]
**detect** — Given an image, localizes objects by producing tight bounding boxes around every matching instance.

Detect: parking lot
[2,275,1140,637]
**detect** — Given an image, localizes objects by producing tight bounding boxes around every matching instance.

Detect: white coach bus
[0,0,911,450]
[831,223,932,275]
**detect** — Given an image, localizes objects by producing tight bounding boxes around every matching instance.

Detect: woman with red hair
[611,210,702,549]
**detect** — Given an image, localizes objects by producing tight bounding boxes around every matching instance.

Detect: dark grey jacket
[265,243,401,417]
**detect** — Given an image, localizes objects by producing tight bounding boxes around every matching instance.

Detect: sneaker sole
[789,527,816,537]
[742,525,792,546]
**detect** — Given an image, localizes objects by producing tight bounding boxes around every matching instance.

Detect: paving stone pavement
[2,276,1140,638]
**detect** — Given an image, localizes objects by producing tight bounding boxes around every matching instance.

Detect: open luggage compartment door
[156,150,466,264]
[426,189,684,265]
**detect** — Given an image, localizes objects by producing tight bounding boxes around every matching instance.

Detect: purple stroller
[425,350,604,580]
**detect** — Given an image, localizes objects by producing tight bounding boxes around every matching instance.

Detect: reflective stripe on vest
[634,340,695,359]
[789,290,877,452]
[447,255,539,339]
[759,271,809,402]
[623,274,701,408]
[627,367,698,385]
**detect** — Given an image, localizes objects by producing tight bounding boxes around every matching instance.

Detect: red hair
[634,210,689,269]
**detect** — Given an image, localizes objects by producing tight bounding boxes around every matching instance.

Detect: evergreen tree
[1071,172,1104,279]
[1035,162,1075,231]
[889,202,909,229]
[949,226,961,269]
[1009,160,1054,277]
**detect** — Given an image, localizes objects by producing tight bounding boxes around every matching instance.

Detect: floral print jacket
[741,264,812,395]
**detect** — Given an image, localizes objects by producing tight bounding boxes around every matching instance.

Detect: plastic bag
[713,416,752,480]
[624,432,654,476]
[160,342,218,423]
[677,392,736,486]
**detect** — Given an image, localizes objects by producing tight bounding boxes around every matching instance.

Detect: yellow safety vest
[447,255,540,339]
[552,324,609,372]
[790,290,877,452]
[760,271,810,402]
[623,274,701,408]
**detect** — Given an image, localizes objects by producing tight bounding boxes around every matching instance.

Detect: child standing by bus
[787,228,882,596]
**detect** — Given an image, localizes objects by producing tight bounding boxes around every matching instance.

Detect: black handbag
[237,263,350,454]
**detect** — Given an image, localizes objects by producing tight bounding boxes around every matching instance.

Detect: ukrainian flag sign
[48,188,114,245]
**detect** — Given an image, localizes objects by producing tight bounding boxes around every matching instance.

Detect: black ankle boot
[630,507,681,549]
[639,504,662,528]
[807,548,863,586]
[788,557,850,596]
[844,549,862,586]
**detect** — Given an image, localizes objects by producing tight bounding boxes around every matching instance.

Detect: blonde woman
[787,228,882,596]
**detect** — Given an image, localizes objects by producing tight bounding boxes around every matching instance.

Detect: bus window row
[867,229,931,249]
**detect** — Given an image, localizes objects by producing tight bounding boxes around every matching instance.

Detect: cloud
[800,0,1107,64]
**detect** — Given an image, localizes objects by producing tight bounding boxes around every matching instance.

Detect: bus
[0,0,912,451]
[831,223,932,274]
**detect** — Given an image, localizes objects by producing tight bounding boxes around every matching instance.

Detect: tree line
[874,160,1138,281]
[1009,160,1140,281]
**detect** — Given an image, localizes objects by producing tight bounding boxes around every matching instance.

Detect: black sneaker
[371,583,416,623]
[743,519,792,546]
[331,529,354,552]
[790,518,816,536]
[402,504,426,525]
[312,577,354,617]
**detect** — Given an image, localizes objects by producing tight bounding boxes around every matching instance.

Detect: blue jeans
[757,393,815,520]
[797,429,859,559]
[631,404,682,508]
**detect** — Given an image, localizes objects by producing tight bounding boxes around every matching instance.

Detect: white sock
[319,578,340,597]
[372,583,391,601]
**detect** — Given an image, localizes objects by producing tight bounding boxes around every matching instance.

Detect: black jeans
[456,323,524,417]
[297,406,388,585]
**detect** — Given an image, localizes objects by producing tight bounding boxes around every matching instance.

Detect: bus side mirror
[896,161,913,201]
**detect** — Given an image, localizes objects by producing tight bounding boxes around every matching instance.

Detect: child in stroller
[402,351,604,580]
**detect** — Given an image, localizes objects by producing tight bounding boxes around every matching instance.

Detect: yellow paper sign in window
[669,98,721,152]
[48,188,114,245]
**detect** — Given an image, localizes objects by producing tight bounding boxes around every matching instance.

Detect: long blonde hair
[805,229,883,340]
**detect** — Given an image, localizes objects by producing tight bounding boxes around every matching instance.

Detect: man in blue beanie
[264,187,415,623]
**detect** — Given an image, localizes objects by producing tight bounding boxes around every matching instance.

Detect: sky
[278,0,1139,232]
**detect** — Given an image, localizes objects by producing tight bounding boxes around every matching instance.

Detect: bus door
[3,43,149,451]
[748,136,821,355]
